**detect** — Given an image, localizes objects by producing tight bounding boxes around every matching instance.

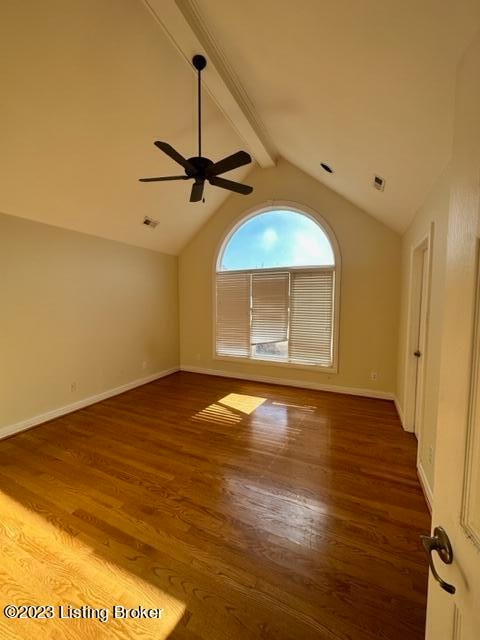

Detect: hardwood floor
[0,372,430,639]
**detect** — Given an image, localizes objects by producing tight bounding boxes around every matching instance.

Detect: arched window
[215,206,339,369]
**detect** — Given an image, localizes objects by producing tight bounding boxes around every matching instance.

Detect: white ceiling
[0,0,249,255]
[1,1,479,254]
[197,0,480,232]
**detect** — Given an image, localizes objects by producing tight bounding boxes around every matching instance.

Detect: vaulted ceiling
[1,1,479,254]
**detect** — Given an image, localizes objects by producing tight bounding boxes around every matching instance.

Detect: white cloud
[261,227,278,251]
[291,231,334,265]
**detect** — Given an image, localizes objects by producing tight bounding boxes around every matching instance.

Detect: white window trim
[212,200,341,374]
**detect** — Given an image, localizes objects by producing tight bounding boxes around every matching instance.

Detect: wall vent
[143,216,159,229]
[373,175,385,191]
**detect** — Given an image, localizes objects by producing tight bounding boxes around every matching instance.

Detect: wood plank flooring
[0,372,430,639]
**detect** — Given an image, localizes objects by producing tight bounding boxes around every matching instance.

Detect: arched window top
[218,209,335,272]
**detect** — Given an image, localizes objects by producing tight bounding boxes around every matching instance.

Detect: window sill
[213,354,338,375]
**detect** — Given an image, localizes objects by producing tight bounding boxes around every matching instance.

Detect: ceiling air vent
[320,162,334,174]
[143,216,159,229]
[373,175,385,191]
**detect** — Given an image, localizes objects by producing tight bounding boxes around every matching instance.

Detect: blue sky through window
[220,210,334,271]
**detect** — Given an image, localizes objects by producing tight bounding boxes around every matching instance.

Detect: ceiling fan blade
[139,175,189,182]
[207,150,252,177]
[154,141,196,174]
[190,180,204,202]
[209,176,253,195]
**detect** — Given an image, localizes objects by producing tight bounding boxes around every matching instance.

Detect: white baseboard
[394,395,414,432]
[0,367,179,441]
[180,365,395,401]
[394,396,406,429]
[417,461,433,512]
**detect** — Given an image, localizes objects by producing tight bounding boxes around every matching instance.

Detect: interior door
[423,67,480,639]
[414,247,429,438]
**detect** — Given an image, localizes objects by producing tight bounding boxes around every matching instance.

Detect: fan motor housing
[186,156,213,178]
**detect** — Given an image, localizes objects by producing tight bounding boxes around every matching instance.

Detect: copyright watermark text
[3,604,164,623]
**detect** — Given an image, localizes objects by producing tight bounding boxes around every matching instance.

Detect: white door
[414,247,429,438]
[424,38,480,637]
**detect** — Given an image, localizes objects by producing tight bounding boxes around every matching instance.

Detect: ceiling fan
[139,54,253,203]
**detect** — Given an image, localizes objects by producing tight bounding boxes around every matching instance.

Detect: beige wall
[179,158,401,395]
[0,212,179,432]
[396,169,450,492]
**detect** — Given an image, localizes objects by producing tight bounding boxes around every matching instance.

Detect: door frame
[403,226,434,440]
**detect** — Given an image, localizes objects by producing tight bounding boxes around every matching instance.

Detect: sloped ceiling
[1,1,479,254]
[196,0,480,232]
[0,0,250,255]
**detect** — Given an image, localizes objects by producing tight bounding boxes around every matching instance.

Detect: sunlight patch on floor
[0,491,186,639]
[192,402,242,425]
[192,393,266,425]
[271,401,317,411]
[218,393,266,415]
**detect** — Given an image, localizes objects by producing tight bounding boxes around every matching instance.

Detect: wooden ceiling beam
[142,0,276,168]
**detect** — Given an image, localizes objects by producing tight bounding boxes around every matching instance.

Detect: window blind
[216,272,251,357]
[215,267,335,368]
[251,272,289,345]
[289,270,334,366]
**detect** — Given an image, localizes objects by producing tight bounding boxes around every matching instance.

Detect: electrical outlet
[70,382,77,393]
[428,445,434,465]
[142,360,147,371]
[370,370,378,382]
